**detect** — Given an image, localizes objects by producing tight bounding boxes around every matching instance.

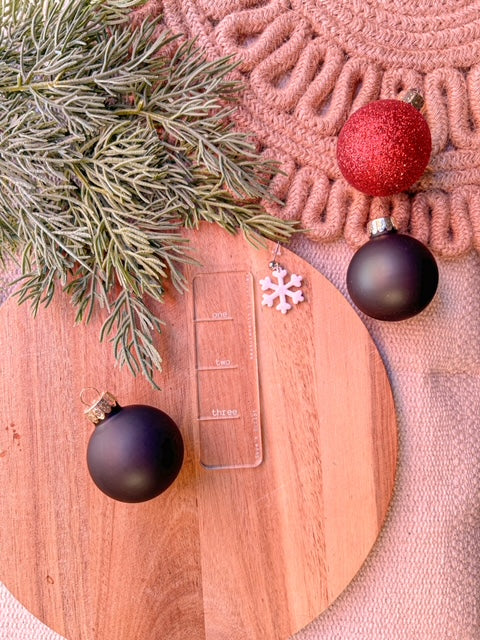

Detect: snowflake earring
[259,243,305,314]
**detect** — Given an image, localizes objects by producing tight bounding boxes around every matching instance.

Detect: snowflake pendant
[260,267,304,314]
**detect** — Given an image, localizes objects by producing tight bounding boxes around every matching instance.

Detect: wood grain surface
[0,224,397,640]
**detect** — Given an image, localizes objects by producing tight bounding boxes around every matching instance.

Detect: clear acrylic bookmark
[192,271,262,470]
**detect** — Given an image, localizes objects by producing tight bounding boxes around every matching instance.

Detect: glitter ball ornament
[84,391,184,503]
[347,217,439,321]
[337,91,432,197]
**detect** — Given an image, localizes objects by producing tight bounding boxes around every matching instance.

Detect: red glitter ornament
[337,96,432,197]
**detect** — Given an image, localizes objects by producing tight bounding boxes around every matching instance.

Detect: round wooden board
[0,224,397,640]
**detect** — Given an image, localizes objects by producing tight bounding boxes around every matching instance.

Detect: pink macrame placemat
[1,1,480,638]
[150,0,480,258]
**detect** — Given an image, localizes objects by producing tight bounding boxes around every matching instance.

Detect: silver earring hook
[269,242,282,271]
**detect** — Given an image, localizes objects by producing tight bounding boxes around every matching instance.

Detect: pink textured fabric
[1,2,479,639]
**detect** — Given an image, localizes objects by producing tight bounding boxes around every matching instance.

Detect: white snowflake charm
[260,266,305,314]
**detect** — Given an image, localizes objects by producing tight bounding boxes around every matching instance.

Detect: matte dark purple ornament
[84,392,184,503]
[346,217,439,321]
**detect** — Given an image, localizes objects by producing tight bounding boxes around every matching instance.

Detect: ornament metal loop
[368,217,397,238]
[402,89,425,111]
[80,387,101,407]
[82,390,117,424]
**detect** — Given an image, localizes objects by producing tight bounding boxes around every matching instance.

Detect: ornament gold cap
[368,217,397,237]
[82,390,117,425]
[402,89,425,111]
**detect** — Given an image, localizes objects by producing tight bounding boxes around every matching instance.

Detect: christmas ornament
[83,390,184,503]
[337,90,432,196]
[346,217,439,321]
[260,243,305,314]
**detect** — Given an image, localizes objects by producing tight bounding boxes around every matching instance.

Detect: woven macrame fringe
[261,150,480,256]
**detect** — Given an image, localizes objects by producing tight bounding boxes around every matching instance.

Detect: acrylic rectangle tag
[192,271,262,469]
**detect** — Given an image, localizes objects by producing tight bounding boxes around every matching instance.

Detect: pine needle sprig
[0,0,296,388]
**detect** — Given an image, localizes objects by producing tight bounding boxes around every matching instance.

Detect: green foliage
[0,0,295,388]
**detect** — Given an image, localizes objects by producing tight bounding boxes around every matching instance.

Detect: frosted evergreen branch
[0,0,297,388]
[100,288,163,390]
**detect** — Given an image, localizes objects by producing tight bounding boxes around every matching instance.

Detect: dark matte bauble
[346,231,439,321]
[87,404,184,503]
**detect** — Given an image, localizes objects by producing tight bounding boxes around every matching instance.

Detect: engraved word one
[211,408,239,418]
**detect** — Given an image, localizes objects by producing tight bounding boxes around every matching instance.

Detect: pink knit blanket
[1,2,479,639]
